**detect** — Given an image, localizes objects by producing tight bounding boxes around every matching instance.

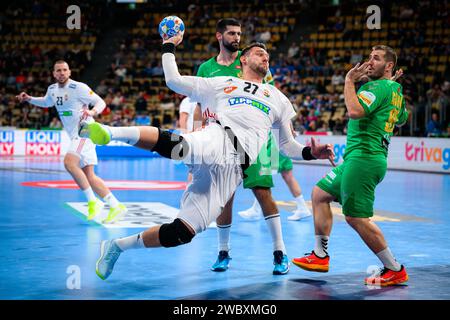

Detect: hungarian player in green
[197,18,310,275]
[292,45,409,286]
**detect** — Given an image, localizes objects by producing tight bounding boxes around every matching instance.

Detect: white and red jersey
[31,79,103,139]
[163,56,296,162]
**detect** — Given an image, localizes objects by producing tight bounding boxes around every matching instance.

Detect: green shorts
[316,156,387,218]
[243,135,293,189]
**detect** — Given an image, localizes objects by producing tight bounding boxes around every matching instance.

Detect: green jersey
[196,51,275,84]
[344,79,408,159]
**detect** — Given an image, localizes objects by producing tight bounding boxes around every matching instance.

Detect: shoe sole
[238,215,261,220]
[365,274,409,286]
[95,241,107,280]
[288,215,312,221]
[273,268,290,275]
[292,260,329,273]
[211,267,228,272]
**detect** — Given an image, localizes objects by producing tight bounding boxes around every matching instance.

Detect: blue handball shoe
[211,250,231,272]
[273,250,290,275]
[96,240,122,280]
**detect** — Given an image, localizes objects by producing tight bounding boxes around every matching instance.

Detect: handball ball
[158,16,185,40]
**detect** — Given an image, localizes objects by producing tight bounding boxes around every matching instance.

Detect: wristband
[162,43,175,54]
[302,146,316,160]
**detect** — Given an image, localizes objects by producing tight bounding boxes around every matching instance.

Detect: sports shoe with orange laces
[292,251,330,272]
[365,265,408,287]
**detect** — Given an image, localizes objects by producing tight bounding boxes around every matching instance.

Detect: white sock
[295,194,308,209]
[376,247,401,271]
[103,193,120,208]
[83,187,96,202]
[114,232,145,251]
[252,198,262,213]
[108,126,140,145]
[217,224,231,252]
[314,235,329,258]
[264,213,286,253]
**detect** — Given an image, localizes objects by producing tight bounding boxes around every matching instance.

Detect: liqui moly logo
[25,131,61,156]
[0,131,14,155]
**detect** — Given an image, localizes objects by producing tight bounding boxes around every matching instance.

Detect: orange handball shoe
[292,251,330,273]
[365,265,409,287]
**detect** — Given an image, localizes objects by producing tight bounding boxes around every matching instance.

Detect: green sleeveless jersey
[344,79,408,159]
[196,51,274,85]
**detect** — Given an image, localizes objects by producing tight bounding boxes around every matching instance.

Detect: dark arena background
[0,0,449,315]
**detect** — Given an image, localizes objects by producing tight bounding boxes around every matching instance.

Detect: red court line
[21,180,188,190]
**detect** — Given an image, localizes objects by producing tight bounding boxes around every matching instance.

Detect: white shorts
[177,123,243,234]
[66,137,98,168]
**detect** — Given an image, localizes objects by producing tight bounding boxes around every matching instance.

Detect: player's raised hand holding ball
[159,16,185,46]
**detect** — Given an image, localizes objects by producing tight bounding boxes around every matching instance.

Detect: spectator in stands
[399,5,414,20]
[135,91,148,113]
[95,80,108,97]
[287,42,300,59]
[426,112,443,137]
[114,64,127,84]
[331,70,345,86]
[110,92,124,111]
[333,17,344,32]
[258,30,271,43]
[6,72,16,88]
[15,72,26,91]
[151,62,164,76]
[427,83,448,111]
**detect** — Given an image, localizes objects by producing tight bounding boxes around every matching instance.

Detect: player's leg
[280,167,312,221]
[237,149,273,220]
[252,187,290,275]
[63,153,91,190]
[292,163,344,272]
[340,157,408,286]
[211,192,234,272]
[96,162,241,280]
[81,122,191,162]
[95,217,196,280]
[64,140,104,220]
[82,165,127,223]
[277,149,311,220]
[95,125,241,279]
[78,138,127,222]
[81,122,158,150]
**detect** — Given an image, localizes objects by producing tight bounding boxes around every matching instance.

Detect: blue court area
[1,156,449,300]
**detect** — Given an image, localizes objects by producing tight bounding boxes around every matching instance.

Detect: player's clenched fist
[16,92,31,103]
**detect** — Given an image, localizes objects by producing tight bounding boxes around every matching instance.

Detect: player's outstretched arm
[16,91,52,108]
[277,121,335,165]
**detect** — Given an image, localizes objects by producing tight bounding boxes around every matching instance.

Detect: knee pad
[159,218,195,248]
[152,128,189,160]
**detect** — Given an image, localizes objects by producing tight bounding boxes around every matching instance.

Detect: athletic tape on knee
[151,128,189,160]
[159,218,194,247]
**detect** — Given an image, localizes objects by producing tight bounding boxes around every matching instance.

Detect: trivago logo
[0,131,14,155]
[25,131,61,156]
[333,143,346,163]
[405,141,450,170]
